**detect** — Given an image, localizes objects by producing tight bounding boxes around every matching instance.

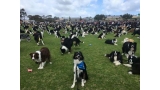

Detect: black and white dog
[132,29,140,36]
[60,37,73,54]
[20,33,31,42]
[29,47,52,69]
[54,30,61,38]
[72,37,84,47]
[105,38,118,45]
[123,56,140,75]
[122,42,137,58]
[33,31,45,46]
[71,51,88,88]
[105,51,123,65]
[98,30,106,39]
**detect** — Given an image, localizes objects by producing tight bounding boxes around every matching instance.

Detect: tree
[27,15,43,22]
[80,16,82,21]
[20,8,27,21]
[120,13,133,20]
[94,14,106,21]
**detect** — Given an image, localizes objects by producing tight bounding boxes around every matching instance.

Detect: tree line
[20,8,140,22]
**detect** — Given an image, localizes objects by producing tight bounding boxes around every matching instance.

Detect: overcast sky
[20,0,140,18]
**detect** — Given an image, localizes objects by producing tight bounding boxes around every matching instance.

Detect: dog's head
[73,51,84,60]
[29,51,41,64]
[107,51,120,59]
[61,36,65,43]
[128,56,140,64]
[111,51,120,57]
[112,38,117,44]
[129,42,137,51]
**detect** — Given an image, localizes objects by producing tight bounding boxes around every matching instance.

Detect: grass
[20,28,140,90]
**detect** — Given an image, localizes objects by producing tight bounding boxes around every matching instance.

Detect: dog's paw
[49,62,52,64]
[71,84,75,88]
[81,83,84,87]
[115,63,121,66]
[38,67,43,69]
[123,64,132,67]
[128,71,132,74]
[104,54,106,57]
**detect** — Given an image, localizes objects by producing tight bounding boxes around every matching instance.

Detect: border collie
[60,36,65,45]
[33,31,45,46]
[105,39,117,45]
[60,37,73,54]
[105,51,123,65]
[123,56,140,75]
[29,47,52,69]
[72,37,84,47]
[71,51,88,88]
[98,31,106,39]
[132,29,140,36]
[82,31,88,37]
[54,30,61,38]
[122,42,137,58]
[114,29,122,37]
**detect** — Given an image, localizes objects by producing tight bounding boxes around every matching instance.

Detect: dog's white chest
[128,51,133,55]
[62,46,68,51]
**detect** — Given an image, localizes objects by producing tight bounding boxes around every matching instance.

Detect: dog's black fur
[132,29,140,36]
[33,31,44,45]
[60,37,73,54]
[122,42,137,56]
[55,30,61,38]
[98,33,103,38]
[127,56,140,75]
[105,39,117,45]
[60,36,65,45]
[72,37,84,46]
[105,51,123,64]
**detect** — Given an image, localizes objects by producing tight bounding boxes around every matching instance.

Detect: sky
[20,0,140,18]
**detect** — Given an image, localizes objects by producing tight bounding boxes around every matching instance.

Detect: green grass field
[20,28,140,90]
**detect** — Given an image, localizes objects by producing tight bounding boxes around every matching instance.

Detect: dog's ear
[29,53,33,57]
[106,54,110,57]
